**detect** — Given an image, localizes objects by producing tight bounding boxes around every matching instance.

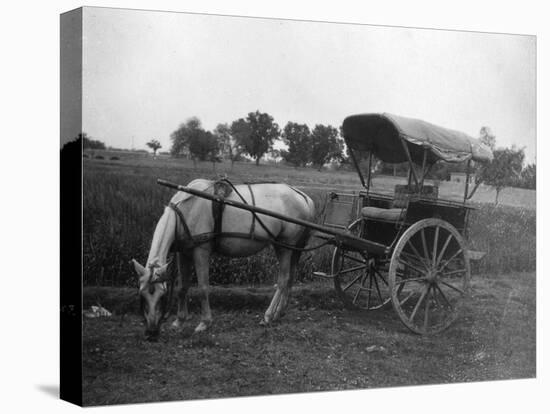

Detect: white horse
[132,178,315,340]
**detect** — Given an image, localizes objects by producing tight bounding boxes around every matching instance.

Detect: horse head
[132,259,173,341]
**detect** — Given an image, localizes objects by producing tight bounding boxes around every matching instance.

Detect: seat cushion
[361,206,405,222]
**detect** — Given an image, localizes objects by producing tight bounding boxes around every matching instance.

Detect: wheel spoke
[397,283,405,296]
[405,241,431,268]
[439,280,465,295]
[437,248,464,272]
[420,228,430,263]
[432,286,440,306]
[434,283,453,309]
[365,274,372,308]
[432,226,440,266]
[372,271,384,302]
[435,234,453,269]
[399,291,414,306]
[441,268,467,277]
[343,253,366,265]
[338,264,368,275]
[423,285,431,331]
[343,273,363,291]
[401,251,430,271]
[398,258,427,275]
[374,269,389,286]
[352,283,362,304]
[409,285,429,322]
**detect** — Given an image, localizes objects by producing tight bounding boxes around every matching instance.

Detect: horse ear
[132,259,146,276]
[157,262,170,275]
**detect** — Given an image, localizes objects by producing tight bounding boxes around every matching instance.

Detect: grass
[82,271,535,406]
[83,154,535,286]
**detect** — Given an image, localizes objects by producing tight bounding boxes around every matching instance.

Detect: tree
[214,123,242,170]
[81,133,106,150]
[519,163,536,190]
[233,111,280,166]
[188,130,220,169]
[479,146,524,205]
[281,122,311,167]
[146,139,162,156]
[170,117,203,157]
[479,126,496,151]
[310,124,343,170]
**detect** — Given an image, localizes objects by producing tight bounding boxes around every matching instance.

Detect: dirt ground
[82,272,535,406]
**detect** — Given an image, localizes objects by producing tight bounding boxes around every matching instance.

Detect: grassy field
[82,272,535,406]
[85,150,536,207]
[83,154,535,286]
[81,153,536,406]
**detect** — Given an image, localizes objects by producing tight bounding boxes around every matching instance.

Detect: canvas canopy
[342,113,494,164]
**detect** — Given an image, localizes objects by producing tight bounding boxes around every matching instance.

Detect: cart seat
[361,206,405,222]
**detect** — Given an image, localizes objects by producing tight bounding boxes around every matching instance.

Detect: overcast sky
[81,7,536,162]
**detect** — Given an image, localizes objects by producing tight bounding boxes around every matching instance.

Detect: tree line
[80,115,536,201]
[169,111,344,170]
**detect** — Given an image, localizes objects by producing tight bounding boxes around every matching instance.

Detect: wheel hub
[426,269,439,283]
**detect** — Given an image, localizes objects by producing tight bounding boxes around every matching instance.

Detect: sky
[81,7,536,162]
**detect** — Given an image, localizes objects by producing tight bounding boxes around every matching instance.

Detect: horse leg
[171,253,193,328]
[263,247,294,324]
[193,247,213,333]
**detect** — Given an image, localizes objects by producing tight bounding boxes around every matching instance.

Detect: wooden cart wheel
[332,219,391,310]
[388,218,470,335]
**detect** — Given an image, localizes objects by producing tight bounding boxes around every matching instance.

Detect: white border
[1,1,546,413]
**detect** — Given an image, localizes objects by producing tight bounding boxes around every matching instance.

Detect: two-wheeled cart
[158,113,493,334]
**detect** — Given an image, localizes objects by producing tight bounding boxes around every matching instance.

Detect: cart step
[467,250,486,261]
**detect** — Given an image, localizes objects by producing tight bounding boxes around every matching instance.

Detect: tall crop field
[83,157,535,286]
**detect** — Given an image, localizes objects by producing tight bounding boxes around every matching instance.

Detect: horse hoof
[194,322,209,333]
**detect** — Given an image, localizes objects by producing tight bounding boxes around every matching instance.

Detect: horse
[132,178,315,340]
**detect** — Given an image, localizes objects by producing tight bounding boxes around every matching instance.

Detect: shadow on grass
[83,283,341,315]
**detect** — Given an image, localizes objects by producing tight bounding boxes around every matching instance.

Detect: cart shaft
[157,179,387,254]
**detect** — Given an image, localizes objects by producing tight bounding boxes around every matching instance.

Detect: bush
[110,156,120,161]
[468,204,535,275]
[95,155,104,160]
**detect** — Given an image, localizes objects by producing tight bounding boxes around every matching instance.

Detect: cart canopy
[342,113,494,164]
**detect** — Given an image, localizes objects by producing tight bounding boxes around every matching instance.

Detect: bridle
[141,262,177,321]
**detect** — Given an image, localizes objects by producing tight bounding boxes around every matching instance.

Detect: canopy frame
[343,113,493,204]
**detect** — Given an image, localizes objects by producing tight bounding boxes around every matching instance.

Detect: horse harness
[168,179,277,253]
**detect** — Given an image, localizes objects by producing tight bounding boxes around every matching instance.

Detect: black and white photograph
[36,1,543,411]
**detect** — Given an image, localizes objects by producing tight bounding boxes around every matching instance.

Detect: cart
[158,113,493,335]
[313,113,493,334]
